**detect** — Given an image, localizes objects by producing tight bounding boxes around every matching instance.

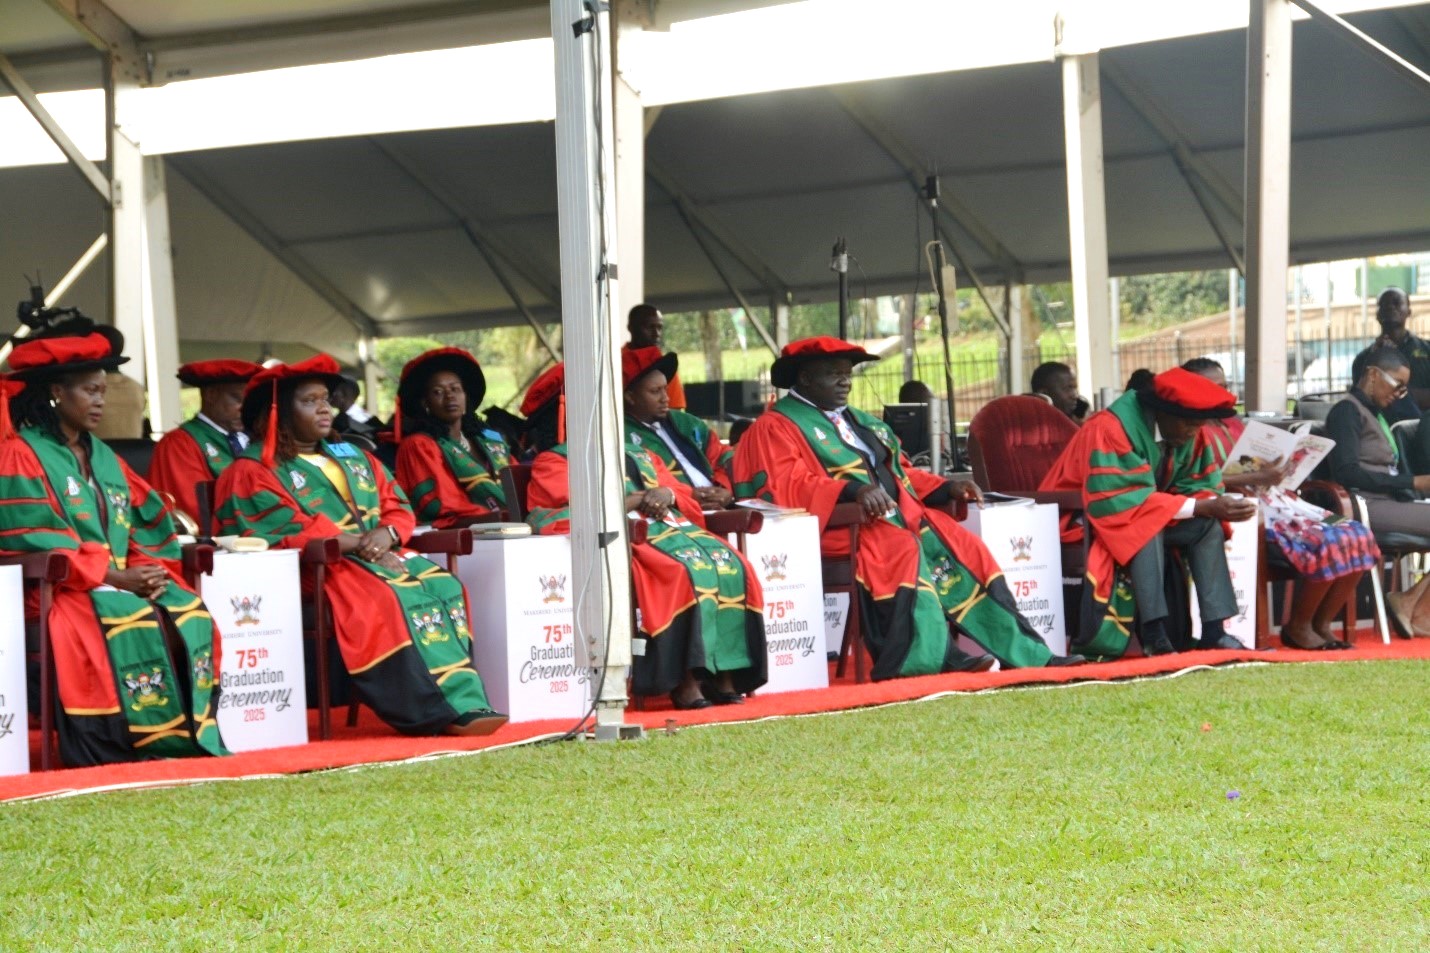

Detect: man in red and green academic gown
[0,333,227,766]
[149,359,263,528]
[733,336,1085,680]
[623,347,734,508]
[1039,367,1258,660]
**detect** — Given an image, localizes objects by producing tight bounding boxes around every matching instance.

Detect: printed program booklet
[1221,420,1334,489]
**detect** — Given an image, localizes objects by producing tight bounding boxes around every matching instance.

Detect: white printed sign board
[456,535,590,724]
[737,514,829,694]
[1190,503,1260,650]
[202,550,309,752]
[823,592,849,657]
[0,565,28,776]
[961,501,1067,657]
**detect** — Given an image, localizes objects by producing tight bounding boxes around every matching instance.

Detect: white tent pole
[1109,276,1120,386]
[1244,0,1293,413]
[613,0,646,329]
[1061,51,1114,397]
[551,0,638,741]
[106,46,147,393]
[142,156,182,432]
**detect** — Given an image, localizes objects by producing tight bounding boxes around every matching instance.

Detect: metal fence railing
[841,331,1379,433]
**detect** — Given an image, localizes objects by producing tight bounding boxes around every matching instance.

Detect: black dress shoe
[701,680,745,705]
[1279,634,1332,651]
[670,692,713,710]
[1046,654,1088,667]
[944,650,996,674]
[1140,632,1177,656]
[1198,633,1245,651]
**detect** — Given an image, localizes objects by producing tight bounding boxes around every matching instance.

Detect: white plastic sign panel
[738,514,829,694]
[823,592,849,657]
[203,550,309,752]
[962,501,1068,656]
[456,535,590,724]
[0,565,28,777]
[1190,503,1260,649]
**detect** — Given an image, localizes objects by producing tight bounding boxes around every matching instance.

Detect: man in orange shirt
[625,304,687,410]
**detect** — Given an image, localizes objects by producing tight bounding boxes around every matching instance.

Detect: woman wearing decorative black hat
[214,354,505,736]
[0,333,227,766]
[394,348,513,527]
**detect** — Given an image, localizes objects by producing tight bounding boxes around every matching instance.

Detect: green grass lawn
[3,662,1427,951]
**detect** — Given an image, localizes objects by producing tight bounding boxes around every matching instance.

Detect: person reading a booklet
[733,337,1085,679]
[1326,348,1430,637]
[1183,359,1377,650]
[1041,367,1257,660]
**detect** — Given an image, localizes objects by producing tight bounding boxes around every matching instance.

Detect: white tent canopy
[2,0,1428,355]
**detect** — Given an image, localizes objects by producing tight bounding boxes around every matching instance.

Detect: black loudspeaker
[683,380,768,419]
[882,403,931,457]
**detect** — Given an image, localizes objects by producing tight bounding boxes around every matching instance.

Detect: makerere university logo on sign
[760,552,789,582]
[230,595,262,626]
[1010,535,1034,562]
[539,574,568,604]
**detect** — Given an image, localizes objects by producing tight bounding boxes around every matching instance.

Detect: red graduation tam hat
[395,347,486,442]
[520,362,565,417]
[6,332,128,379]
[240,354,345,467]
[770,336,877,389]
[177,360,264,387]
[1140,367,1238,419]
[621,347,678,390]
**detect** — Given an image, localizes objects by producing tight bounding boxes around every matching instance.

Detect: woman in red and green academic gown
[393,348,513,527]
[214,354,505,736]
[0,332,226,766]
[149,359,263,527]
[524,363,766,708]
[733,337,1083,680]
[623,347,735,508]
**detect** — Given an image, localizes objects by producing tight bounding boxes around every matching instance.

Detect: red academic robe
[149,427,215,525]
[215,455,422,682]
[394,432,501,528]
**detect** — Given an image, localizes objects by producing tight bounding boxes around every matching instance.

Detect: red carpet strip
[5,635,1428,803]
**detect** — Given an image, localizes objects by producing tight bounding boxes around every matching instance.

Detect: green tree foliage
[1121,270,1230,326]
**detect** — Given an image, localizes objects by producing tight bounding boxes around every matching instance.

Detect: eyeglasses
[1375,366,1410,398]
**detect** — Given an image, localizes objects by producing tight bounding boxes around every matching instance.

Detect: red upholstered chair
[968,396,1080,494]
[968,395,1086,576]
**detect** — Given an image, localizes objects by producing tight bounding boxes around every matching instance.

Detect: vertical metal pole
[900,293,916,382]
[142,157,182,432]
[107,51,146,391]
[1228,268,1239,394]
[358,336,382,416]
[551,0,636,739]
[1361,257,1371,339]
[612,1,645,326]
[1325,262,1334,393]
[1294,265,1305,385]
[833,238,849,339]
[772,297,790,350]
[1005,281,1021,395]
[1109,276,1121,386]
[1244,0,1293,412]
[1061,52,1114,396]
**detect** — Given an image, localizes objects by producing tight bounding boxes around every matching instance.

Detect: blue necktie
[227,431,244,456]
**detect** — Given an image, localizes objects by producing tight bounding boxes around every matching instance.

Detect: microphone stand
[831,237,849,339]
[923,176,958,467]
